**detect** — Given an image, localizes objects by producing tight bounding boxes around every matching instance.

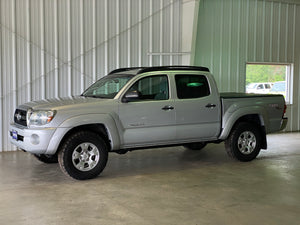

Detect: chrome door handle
[205,103,216,108]
[162,105,174,111]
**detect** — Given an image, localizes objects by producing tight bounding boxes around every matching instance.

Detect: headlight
[27,110,56,126]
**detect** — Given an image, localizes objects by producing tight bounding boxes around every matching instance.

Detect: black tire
[225,122,262,162]
[58,131,108,180]
[33,154,58,164]
[184,142,207,151]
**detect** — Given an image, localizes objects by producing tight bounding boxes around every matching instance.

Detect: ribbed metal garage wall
[193,0,300,132]
[0,0,183,151]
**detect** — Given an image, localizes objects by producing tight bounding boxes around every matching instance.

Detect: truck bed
[220,92,282,99]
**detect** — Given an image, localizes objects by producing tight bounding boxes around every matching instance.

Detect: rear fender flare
[219,107,267,140]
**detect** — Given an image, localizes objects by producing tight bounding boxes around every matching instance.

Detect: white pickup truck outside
[9,66,288,180]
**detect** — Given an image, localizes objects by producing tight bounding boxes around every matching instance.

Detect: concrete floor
[0,132,299,225]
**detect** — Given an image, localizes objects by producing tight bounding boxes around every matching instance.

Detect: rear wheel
[58,131,108,180]
[33,154,58,164]
[225,122,262,162]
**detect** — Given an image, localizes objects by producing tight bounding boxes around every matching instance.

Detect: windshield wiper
[84,95,110,99]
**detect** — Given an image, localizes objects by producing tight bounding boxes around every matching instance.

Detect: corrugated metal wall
[193,0,300,132]
[0,0,183,151]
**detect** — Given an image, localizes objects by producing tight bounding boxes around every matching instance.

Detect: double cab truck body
[9,66,288,180]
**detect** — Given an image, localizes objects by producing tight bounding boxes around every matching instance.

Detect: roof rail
[108,65,210,75]
[136,66,209,74]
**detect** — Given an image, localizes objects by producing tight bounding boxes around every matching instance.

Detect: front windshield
[82,74,134,99]
[247,83,257,89]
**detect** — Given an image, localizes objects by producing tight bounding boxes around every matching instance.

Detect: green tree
[246,64,286,85]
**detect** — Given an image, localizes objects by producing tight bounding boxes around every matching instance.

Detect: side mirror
[122,90,141,103]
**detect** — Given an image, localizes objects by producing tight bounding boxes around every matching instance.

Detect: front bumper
[9,123,56,154]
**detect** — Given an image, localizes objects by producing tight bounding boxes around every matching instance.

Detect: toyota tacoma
[9,66,288,180]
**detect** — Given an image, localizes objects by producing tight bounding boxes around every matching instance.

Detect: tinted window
[265,84,271,89]
[257,84,264,89]
[175,75,210,99]
[128,75,169,101]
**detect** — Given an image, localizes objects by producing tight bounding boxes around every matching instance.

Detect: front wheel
[58,131,108,180]
[225,122,262,162]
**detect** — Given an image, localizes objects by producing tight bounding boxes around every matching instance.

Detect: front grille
[14,109,27,126]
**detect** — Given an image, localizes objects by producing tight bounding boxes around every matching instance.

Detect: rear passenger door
[173,74,221,140]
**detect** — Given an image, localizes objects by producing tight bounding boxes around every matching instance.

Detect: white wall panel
[193,0,300,132]
[0,0,184,151]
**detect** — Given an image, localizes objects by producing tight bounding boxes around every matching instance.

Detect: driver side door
[118,75,176,148]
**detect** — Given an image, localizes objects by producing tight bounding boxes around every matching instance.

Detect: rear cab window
[175,74,210,99]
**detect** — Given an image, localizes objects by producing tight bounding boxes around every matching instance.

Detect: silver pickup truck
[9,66,288,180]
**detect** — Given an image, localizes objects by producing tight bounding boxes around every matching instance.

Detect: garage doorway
[245,63,293,104]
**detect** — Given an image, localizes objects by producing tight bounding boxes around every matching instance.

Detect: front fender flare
[45,114,121,154]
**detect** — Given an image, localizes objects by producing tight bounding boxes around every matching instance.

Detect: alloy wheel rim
[72,142,100,171]
[237,131,256,155]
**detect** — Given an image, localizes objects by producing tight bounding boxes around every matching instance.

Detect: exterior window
[175,75,210,99]
[128,75,169,101]
[246,63,293,104]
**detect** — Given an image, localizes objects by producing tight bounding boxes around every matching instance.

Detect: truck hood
[19,96,109,110]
